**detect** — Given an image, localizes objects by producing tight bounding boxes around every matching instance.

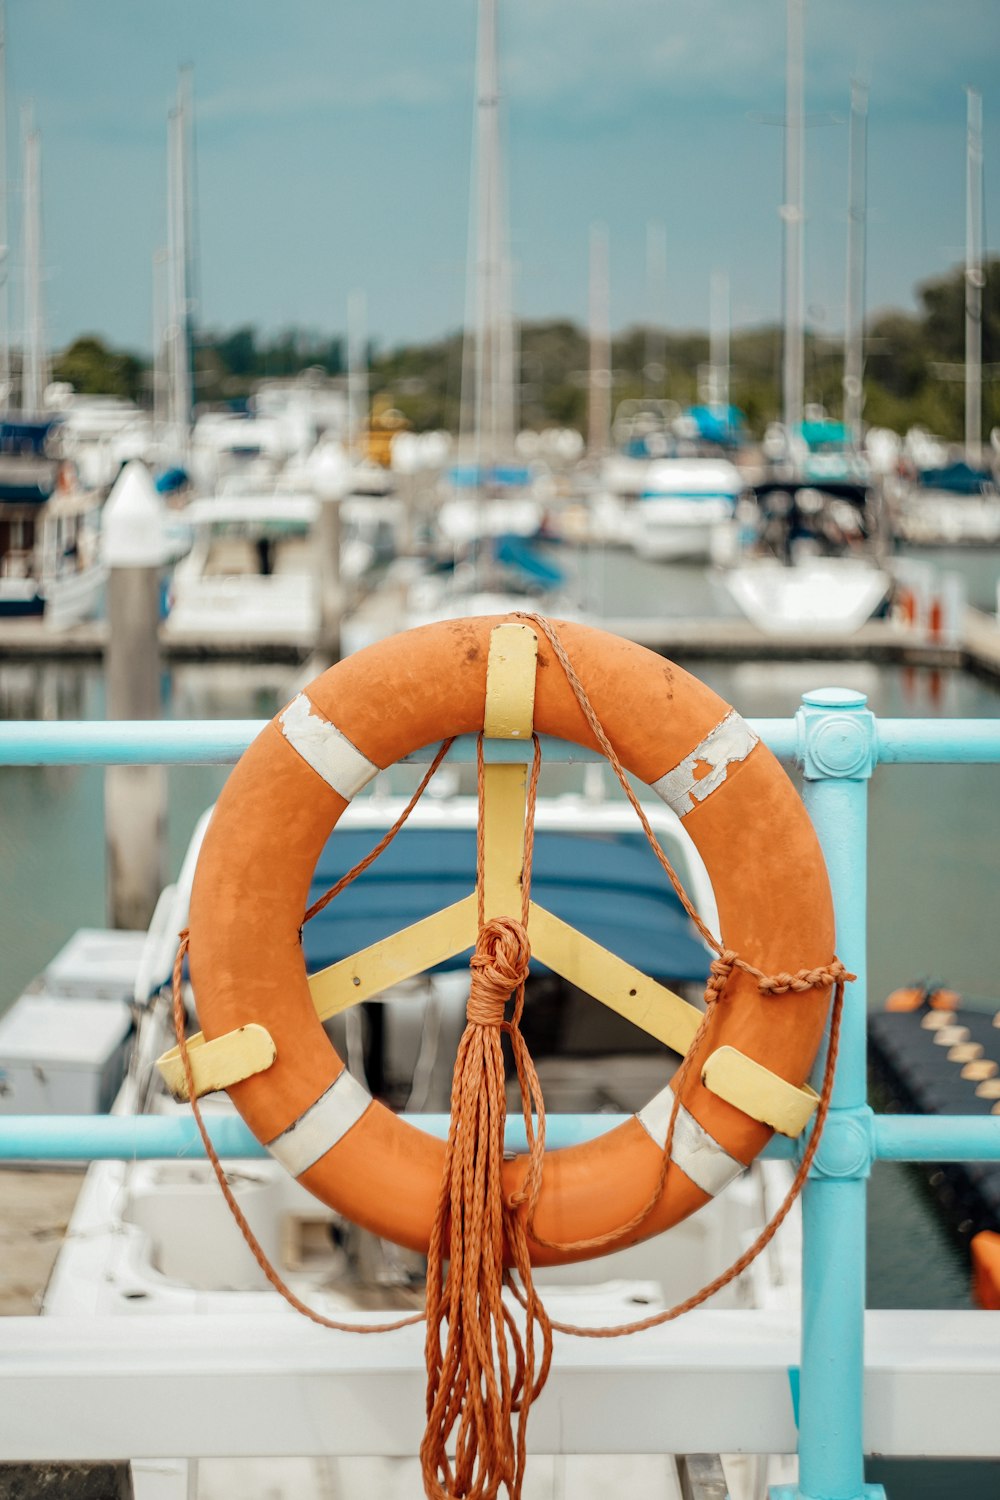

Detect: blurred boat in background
[0,418,105,627]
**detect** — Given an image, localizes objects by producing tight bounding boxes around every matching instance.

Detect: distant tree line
[49,259,998,442]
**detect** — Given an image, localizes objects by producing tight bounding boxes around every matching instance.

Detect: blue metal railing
[2,700,1000,1500]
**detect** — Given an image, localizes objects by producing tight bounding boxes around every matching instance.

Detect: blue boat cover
[448,463,533,489]
[0,417,62,456]
[800,419,851,452]
[303,826,710,984]
[494,534,564,588]
[918,461,994,496]
[155,466,190,495]
[687,405,744,444]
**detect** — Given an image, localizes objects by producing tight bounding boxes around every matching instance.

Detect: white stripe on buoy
[650,710,758,818]
[266,1069,373,1177]
[278,693,380,800]
[636,1089,745,1196]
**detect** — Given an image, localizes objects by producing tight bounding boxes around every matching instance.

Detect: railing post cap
[796,689,877,780]
[801,686,868,710]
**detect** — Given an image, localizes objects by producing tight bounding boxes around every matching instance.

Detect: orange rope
[304,737,455,923]
[501,613,853,1286]
[420,736,551,1499]
[514,968,847,1340]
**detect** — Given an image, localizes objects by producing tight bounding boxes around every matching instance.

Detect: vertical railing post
[772,689,883,1500]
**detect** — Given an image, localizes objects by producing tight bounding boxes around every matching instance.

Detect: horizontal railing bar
[876,720,1000,764]
[6,1113,1000,1165]
[0,1113,798,1162]
[1,718,999,768]
[0,1113,610,1161]
[0,722,770,767]
[873,1113,1000,1161]
[0,720,269,766]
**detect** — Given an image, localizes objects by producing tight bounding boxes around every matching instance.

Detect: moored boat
[888,461,1000,548]
[0,418,105,628]
[630,455,744,564]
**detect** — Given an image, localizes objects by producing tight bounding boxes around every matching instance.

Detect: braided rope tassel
[420,736,552,1500]
[420,918,551,1499]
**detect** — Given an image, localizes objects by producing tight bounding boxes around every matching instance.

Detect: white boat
[721,469,890,638]
[53,393,155,493]
[187,412,289,497]
[629,456,744,563]
[342,552,577,655]
[163,494,321,645]
[6,616,999,1499]
[435,478,545,548]
[0,425,105,629]
[163,492,377,647]
[721,555,890,637]
[889,462,1000,547]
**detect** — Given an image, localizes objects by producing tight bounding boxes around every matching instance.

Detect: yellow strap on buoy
[157,1023,276,1102]
[702,1046,820,1138]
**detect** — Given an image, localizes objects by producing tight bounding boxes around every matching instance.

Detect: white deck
[4,1310,999,1461]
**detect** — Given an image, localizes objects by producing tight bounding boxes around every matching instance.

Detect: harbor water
[1,552,998,1497]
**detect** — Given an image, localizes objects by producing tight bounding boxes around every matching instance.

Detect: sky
[5,0,1000,357]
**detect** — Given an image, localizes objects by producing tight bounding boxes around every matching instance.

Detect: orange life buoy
[188,616,835,1266]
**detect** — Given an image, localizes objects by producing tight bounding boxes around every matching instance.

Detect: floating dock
[2,608,999,675]
[869,1003,1000,1237]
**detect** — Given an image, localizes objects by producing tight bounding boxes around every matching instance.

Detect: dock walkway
[1,609,998,676]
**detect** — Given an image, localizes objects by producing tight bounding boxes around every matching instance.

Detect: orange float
[971,1230,1000,1310]
[187,615,836,1266]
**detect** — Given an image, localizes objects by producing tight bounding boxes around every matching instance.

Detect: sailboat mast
[346,289,369,464]
[644,220,667,399]
[781,0,805,441]
[21,107,47,415]
[843,80,868,449]
[166,71,194,446]
[178,66,197,417]
[166,107,187,439]
[151,247,168,443]
[709,270,730,414]
[587,221,610,456]
[461,0,514,474]
[965,86,983,463]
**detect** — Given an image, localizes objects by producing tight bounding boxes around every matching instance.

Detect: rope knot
[757,958,856,996]
[758,960,863,996]
[467,915,531,1027]
[705,948,738,1003]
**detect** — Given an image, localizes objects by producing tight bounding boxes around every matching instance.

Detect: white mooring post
[311,444,351,664]
[391,431,420,558]
[101,462,170,930]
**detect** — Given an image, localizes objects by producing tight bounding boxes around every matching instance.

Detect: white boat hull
[165,574,318,644]
[42,563,107,630]
[722,558,890,637]
[893,492,1000,547]
[632,499,736,563]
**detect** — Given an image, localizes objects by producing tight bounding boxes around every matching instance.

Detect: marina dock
[1,607,997,675]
